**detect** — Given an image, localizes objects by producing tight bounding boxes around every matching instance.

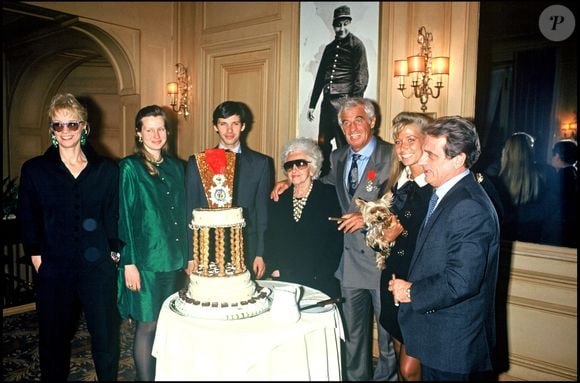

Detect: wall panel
[200,35,278,155]
[202,2,282,33]
[502,242,577,381]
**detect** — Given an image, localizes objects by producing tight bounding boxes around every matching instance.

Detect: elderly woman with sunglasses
[17,93,120,381]
[264,137,343,298]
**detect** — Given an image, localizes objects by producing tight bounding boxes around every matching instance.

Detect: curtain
[509,47,557,164]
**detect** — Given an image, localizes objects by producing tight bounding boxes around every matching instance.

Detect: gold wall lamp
[167,63,190,119]
[394,26,449,112]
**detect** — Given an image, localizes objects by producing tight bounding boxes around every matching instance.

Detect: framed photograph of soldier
[298,1,379,149]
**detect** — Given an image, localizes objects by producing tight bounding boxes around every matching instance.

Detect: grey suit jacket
[324,138,394,289]
[185,147,273,265]
[398,172,500,374]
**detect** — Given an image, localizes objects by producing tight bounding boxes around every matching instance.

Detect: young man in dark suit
[389,116,500,380]
[185,101,274,279]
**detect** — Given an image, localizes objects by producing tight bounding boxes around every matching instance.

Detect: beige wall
[499,242,577,381]
[10,2,578,380]
[27,1,179,159]
[25,1,479,172]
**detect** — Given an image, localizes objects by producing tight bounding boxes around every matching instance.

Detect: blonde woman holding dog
[378,111,433,381]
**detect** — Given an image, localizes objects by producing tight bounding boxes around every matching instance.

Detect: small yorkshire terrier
[355,192,395,270]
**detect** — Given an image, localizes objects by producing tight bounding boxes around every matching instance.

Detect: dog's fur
[355,192,395,270]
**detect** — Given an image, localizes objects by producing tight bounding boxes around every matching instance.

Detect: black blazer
[185,146,274,265]
[379,178,432,342]
[17,145,119,273]
[398,172,500,374]
[264,180,343,298]
[309,32,369,107]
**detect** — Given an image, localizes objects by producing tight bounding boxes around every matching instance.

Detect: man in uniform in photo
[308,5,369,177]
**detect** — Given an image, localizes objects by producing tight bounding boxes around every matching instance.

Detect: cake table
[152,280,344,381]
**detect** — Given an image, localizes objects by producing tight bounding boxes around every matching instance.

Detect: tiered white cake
[171,207,270,320]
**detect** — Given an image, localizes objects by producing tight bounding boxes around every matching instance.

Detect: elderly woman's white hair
[280,137,323,180]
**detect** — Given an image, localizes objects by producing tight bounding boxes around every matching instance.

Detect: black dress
[264,180,343,298]
[379,176,432,343]
[489,165,562,246]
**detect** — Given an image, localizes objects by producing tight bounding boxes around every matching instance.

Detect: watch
[406,287,411,300]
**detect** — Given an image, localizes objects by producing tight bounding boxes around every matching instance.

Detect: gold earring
[137,135,143,143]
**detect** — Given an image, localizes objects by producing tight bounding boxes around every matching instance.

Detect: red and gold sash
[195,149,236,208]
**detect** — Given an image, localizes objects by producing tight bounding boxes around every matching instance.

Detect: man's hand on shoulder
[270,180,290,201]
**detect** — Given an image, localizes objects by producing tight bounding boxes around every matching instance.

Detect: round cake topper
[209,174,232,207]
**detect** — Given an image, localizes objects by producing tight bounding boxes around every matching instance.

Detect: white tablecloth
[152,280,344,381]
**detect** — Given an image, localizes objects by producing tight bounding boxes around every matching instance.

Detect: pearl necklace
[147,156,164,166]
[292,182,313,222]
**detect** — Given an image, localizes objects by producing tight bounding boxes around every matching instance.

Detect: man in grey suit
[327,97,397,381]
[389,116,500,380]
[185,101,273,279]
[272,97,397,381]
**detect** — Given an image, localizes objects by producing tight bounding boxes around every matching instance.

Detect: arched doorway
[3,2,139,178]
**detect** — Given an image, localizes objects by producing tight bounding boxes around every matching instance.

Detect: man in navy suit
[185,101,273,279]
[389,116,500,380]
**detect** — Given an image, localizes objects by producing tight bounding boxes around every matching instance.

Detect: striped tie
[423,192,439,227]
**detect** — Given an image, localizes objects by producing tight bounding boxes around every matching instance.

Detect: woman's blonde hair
[499,132,541,205]
[384,112,433,193]
[48,93,88,122]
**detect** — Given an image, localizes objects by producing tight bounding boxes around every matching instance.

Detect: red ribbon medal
[205,148,227,174]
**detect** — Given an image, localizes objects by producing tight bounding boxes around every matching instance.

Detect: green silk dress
[117,155,188,322]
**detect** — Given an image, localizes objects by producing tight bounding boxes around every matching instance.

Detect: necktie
[348,154,361,196]
[423,192,439,227]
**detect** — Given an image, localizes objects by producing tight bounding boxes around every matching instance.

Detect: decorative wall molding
[508,352,577,381]
[200,34,280,156]
[73,19,139,95]
[504,241,577,381]
[202,2,282,34]
[508,295,576,318]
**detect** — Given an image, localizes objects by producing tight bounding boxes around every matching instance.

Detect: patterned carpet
[2,310,136,381]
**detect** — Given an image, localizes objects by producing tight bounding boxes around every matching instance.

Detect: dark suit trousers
[35,260,120,381]
[318,96,347,176]
[341,286,398,381]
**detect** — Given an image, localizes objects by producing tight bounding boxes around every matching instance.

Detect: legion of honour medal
[209,174,232,207]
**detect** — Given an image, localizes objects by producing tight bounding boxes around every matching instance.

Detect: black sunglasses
[49,121,84,132]
[283,159,310,171]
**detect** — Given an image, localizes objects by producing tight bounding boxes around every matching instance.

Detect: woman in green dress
[117,105,188,381]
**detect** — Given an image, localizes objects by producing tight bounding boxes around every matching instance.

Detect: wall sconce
[560,120,577,139]
[167,63,190,119]
[394,26,449,112]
